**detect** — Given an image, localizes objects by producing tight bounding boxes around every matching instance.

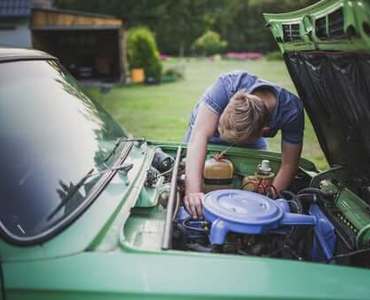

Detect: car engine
[149,146,370,268]
[174,189,334,261]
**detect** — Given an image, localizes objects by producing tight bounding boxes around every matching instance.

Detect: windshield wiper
[47,168,94,221]
[103,137,146,163]
[46,163,134,221]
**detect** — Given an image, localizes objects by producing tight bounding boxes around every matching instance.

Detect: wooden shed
[31,8,127,83]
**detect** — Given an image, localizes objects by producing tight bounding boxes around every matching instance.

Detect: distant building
[31,8,128,82]
[0,0,52,48]
[0,0,127,83]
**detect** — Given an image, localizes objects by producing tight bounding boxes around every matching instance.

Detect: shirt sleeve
[202,76,229,115]
[281,105,305,145]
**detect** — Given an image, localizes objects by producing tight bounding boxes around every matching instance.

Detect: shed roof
[31,8,123,29]
[32,25,122,31]
[34,7,122,20]
[0,0,31,17]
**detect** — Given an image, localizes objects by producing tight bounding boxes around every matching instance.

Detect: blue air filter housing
[203,189,316,245]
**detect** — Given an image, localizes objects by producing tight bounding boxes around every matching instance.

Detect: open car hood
[264,0,370,184]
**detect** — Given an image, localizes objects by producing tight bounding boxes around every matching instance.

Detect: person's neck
[252,89,277,113]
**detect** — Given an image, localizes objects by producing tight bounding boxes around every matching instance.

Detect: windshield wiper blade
[46,163,134,221]
[47,168,94,221]
[103,137,145,163]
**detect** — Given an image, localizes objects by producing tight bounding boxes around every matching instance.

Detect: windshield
[0,59,126,241]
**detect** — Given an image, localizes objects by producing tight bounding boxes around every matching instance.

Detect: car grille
[282,23,301,42]
[315,8,345,40]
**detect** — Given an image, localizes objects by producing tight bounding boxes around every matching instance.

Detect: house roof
[0,0,31,17]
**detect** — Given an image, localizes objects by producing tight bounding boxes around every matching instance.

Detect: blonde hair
[218,91,269,144]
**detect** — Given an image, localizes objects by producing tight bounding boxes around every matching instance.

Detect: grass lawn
[87,58,328,170]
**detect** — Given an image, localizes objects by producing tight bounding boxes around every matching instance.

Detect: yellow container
[204,157,234,181]
[131,68,145,83]
[203,157,234,193]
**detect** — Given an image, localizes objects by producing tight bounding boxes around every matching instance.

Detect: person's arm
[272,142,302,193]
[274,93,304,193]
[184,103,219,218]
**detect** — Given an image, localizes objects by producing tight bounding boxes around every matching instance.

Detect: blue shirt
[184,71,304,150]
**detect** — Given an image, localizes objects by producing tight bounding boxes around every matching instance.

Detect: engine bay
[143,145,370,269]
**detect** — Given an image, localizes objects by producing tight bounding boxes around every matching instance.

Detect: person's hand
[183,192,204,219]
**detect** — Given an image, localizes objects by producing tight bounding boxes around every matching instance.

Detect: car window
[0,60,126,242]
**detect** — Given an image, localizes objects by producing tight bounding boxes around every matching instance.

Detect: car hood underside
[285,51,370,198]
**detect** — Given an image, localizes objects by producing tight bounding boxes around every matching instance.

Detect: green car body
[1,0,370,299]
[2,142,370,300]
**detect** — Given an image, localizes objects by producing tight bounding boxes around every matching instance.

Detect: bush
[161,65,185,83]
[265,51,283,61]
[192,30,227,56]
[127,27,162,83]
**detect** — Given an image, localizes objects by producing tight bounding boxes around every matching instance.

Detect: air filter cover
[203,189,316,245]
[203,190,283,228]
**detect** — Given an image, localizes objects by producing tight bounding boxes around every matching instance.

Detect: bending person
[183,71,304,218]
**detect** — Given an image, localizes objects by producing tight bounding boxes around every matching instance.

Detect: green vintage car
[1,0,370,299]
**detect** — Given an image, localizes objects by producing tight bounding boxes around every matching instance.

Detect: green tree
[193,30,227,56]
[55,0,319,55]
